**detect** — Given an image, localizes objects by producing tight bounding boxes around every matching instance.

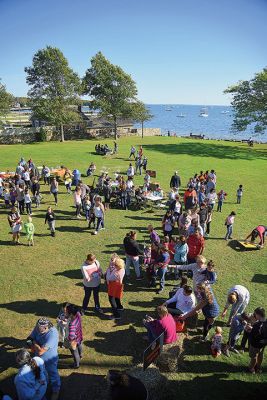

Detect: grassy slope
[0,137,266,399]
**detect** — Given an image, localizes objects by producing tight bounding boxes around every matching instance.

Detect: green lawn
[0,136,266,399]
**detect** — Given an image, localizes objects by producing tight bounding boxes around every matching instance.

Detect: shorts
[249,345,265,358]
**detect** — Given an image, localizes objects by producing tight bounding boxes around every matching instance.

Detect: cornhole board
[238,241,261,250]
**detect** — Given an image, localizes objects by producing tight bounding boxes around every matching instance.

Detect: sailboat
[199,107,208,117]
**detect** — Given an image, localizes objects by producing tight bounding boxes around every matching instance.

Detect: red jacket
[187,234,205,259]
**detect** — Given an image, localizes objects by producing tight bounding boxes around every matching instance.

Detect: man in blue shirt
[29,318,60,400]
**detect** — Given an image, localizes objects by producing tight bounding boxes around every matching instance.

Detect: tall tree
[0,80,13,125]
[83,52,138,140]
[224,67,267,135]
[131,101,153,138]
[25,46,81,141]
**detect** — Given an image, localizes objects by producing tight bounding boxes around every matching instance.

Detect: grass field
[0,136,266,399]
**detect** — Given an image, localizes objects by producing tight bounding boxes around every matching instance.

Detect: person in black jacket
[169,171,181,190]
[248,307,267,373]
[123,231,143,280]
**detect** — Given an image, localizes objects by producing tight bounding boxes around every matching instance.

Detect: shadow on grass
[57,226,88,233]
[0,299,60,318]
[251,274,267,284]
[142,142,267,160]
[0,336,26,373]
[54,269,81,279]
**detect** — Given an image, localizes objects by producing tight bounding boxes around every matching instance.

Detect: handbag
[173,315,186,333]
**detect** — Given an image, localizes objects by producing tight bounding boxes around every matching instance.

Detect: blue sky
[0,0,266,104]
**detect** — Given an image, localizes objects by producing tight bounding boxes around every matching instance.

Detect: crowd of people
[0,145,266,400]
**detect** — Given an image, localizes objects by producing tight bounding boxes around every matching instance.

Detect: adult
[162,210,175,238]
[32,178,41,207]
[206,188,217,210]
[188,220,204,237]
[73,186,82,218]
[178,211,191,236]
[123,231,143,279]
[106,257,125,320]
[206,177,215,194]
[27,318,60,400]
[50,177,59,206]
[72,169,81,186]
[245,225,267,247]
[66,304,83,369]
[198,203,208,235]
[221,285,250,325]
[184,186,197,210]
[81,253,103,314]
[42,165,50,185]
[170,236,188,276]
[127,163,135,178]
[187,228,205,263]
[16,185,25,215]
[143,305,177,344]
[93,196,105,235]
[176,255,207,290]
[64,169,72,193]
[181,283,220,341]
[147,225,160,245]
[169,171,181,191]
[169,194,182,225]
[248,307,267,374]
[107,370,148,400]
[14,348,47,400]
[163,285,196,315]
[8,206,22,244]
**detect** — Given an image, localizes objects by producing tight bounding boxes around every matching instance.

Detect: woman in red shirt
[143,305,177,344]
[187,228,205,263]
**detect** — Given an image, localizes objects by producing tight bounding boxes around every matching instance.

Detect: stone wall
[137,127,162,136]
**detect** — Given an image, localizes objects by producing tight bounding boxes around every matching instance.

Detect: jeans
[52,191,58,204]
[217,200,223,212]
[156,267,167,290]
[82,285,100,310]
[44,176,50,185]
[45,357,61,392]
[237,196,241,204]
[126,192,131,208]
[26,202,32,214]
[167,301,183,315]
[121,195,127,209]
[125,255,140,278]
[225,224,233,239]
[34,194,40,207]
[76,203,81,216]
[48,220,55,233]
[109,296,123,317]
[96,217,104,231]
[70,342,83,367]
[18,200,25,214]
[206,221,211,234]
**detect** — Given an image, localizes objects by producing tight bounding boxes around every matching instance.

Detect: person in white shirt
[163,285,196,315]
[127,163,135,178]
[221,285,250,325]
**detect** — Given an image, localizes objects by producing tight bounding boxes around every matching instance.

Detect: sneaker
[93,231,98,235]
[95,307,103,314]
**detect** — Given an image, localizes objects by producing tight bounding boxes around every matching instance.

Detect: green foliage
[0,80,13,124]
[131,101,153,138]
[35,127,47,142]
[25,46,82,141]
[83,52,138,139]
[225,67,267,135]
[15,96,30,107]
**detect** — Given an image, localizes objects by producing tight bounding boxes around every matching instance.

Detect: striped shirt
[68,312,83,344]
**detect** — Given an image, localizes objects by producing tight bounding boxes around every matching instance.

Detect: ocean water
[139,104,264,141]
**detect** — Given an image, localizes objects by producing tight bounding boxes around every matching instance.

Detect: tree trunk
[60,124,65,142]
[142,121,144,139]
[114,117,117,140]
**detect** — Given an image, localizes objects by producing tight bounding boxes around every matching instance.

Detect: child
[88,208,96,229]
[24,189,32,215]
[84,196,91,221]
[224,211,236,240]
[211,326,223,357]
[56,302,70,347]
[24,216,35,246]
[4,188,10,208]
[217,190,227,212]
[236,185,243,204]
[45,206,56,237]
[143,244,152,267]
[201,260,217,285]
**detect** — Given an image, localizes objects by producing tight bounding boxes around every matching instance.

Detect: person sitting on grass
[180,283,220,342]
[163,285,196,316]
[143,305,177,344]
